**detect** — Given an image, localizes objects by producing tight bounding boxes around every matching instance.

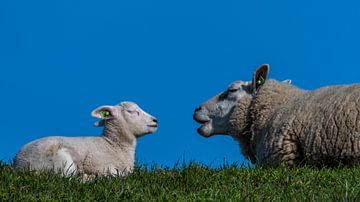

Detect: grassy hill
[1,161,360,201]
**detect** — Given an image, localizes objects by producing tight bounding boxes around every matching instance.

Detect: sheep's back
[300,84,360,165]
[264,84,360,166]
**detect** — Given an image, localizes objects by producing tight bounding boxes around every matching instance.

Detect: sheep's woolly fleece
[231,80,360,166]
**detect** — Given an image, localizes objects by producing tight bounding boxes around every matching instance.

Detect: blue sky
[1,0,360,167]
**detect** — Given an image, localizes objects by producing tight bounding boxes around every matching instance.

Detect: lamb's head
[193,64,270,137]
[91,101,158,137]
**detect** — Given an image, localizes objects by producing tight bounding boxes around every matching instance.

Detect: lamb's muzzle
[147,118,158,129]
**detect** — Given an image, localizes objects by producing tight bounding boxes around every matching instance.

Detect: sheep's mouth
[196,120,209,129]
[194,117,211,126]
[196,120,211,131]
[194,119,214,137]
[196,119,209,124]
[193,113,214,136]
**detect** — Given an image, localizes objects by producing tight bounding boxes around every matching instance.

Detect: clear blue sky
[1,0,360,167]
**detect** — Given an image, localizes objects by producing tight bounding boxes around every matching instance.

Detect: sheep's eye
[228,88,238,93]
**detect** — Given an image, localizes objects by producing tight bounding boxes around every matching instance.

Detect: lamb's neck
[102,121,137,152]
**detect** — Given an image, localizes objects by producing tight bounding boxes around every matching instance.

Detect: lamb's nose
[194,106,202,113]
[153,118,158,123]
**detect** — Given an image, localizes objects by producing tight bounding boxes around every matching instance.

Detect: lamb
[14,101,158,177]
[193,64,360,167]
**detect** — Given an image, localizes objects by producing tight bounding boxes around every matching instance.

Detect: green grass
[1,161,360,201]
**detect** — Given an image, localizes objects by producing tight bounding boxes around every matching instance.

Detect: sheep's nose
[152,118,158,123]
[194,106,202,113]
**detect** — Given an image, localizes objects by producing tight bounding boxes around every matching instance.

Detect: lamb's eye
[127,109,139,115]
[228,88,238,93]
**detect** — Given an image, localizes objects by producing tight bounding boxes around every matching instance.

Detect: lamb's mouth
[148,124,158,128]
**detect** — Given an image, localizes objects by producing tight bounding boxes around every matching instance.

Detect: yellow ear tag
[257,75,265,86]
[100,111,110,119]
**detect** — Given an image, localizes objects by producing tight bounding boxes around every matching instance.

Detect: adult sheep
[193,64,360,167]
[14,101,158,177]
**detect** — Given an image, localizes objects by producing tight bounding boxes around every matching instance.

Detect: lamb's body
[14,101,158,176]
[15,136,135,176]
[248,81,360,166]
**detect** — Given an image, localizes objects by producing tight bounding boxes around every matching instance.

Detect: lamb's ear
[252,64,269,91]
[91,106,116,127]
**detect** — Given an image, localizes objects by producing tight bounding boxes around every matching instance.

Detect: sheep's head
[193,64,269,137]
[91,101,158,137]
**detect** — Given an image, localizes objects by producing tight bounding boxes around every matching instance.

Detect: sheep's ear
[91,106,116,127]
[252,64,269,91]
[282,79,292,84]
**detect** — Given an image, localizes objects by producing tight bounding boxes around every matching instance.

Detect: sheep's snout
[193,106,210,123]
[193,106,213,137]
[194,106,202,113]
[193,81,252,137]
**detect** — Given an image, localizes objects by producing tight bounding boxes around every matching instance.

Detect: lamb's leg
[81,173,96,181]
[104,165,133,177]
[53,148,77,177]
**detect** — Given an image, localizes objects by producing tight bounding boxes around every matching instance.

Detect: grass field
[1,161,360,201]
